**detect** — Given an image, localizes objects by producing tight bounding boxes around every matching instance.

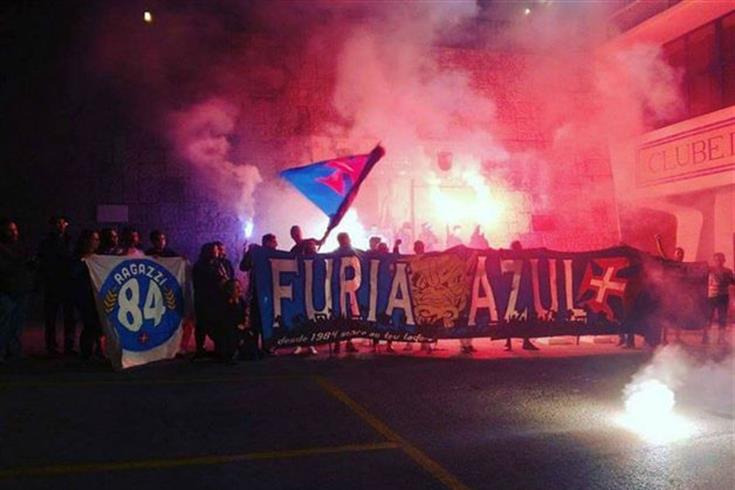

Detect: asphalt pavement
[1,332,733,490]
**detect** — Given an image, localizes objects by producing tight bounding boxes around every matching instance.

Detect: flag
[577,257,631,320]
[280,144,385,238]
[86,256,190,370]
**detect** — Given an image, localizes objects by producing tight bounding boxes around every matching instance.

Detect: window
[661,37,686,126]
[722,12,735,106]
[687,24,719,117]
[658,10,735,127]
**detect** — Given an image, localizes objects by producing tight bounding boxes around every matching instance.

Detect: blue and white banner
[87,256,188,370]
[250,246,709,348]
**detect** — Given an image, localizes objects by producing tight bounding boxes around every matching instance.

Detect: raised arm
[239,243,253,272]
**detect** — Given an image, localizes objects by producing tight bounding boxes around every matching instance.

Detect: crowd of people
[0,216,186,362]
[0,215,733,365]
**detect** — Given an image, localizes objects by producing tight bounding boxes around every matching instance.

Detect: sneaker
[386,343,395,353]
[309,346,318,355]
[346,341,358,353]
[293,346,304,355]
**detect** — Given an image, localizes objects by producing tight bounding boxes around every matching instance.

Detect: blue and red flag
[280,144,385,238]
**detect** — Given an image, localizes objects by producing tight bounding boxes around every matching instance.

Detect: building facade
[607,1,735,269]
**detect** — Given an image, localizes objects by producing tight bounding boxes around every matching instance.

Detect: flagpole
[316,143,384,251]
[317,227,331,251]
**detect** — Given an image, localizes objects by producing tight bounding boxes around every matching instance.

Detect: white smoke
[625,345,734,417]
[168,98,262,231]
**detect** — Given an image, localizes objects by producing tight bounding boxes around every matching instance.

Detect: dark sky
[2,1,120,237]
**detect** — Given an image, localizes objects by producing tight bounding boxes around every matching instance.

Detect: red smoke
[88,0,684,251]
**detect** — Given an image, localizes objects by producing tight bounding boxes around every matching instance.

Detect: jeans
[0,292,29,359]
[709,295,730,328]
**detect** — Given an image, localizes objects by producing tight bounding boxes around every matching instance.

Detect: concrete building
[607,1,735,267]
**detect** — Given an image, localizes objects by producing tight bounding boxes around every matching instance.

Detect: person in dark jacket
[240,234,277,356]
[331,232,360,354]
[145,230,178,258]
[214,241,235,280]
[37,215,75,356]
[71,230,103,360]
[120,227,144,257]
[289,225,322,256]
[99,228,122,256]
[0,219,35,362]
[503,240,540,352]
[192,242,226,359]
[213,279,248,363]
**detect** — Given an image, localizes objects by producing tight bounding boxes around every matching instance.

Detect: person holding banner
[332,232,359,354]
[290,226,319,356]
[240,233,278,357]
[192,242,225,359]
[410,240,436,354]
[99,228,122,256]
[71,229,103,360]
[278,145,384,355]
[145,230,178,258]
[705,252,734,345]
[289,225,322,257]
[504,240,540,352]
[120,227,145,258]
[367,237,394,353]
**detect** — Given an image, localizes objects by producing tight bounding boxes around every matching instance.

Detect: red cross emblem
[316,157,365,196]
[578,257,630,319]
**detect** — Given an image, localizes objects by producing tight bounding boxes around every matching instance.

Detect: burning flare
[243,219,254,239]
[616,378,696,444]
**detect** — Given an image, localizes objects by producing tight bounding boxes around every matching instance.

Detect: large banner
[251,246,708,348]
[87,256,188,370]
